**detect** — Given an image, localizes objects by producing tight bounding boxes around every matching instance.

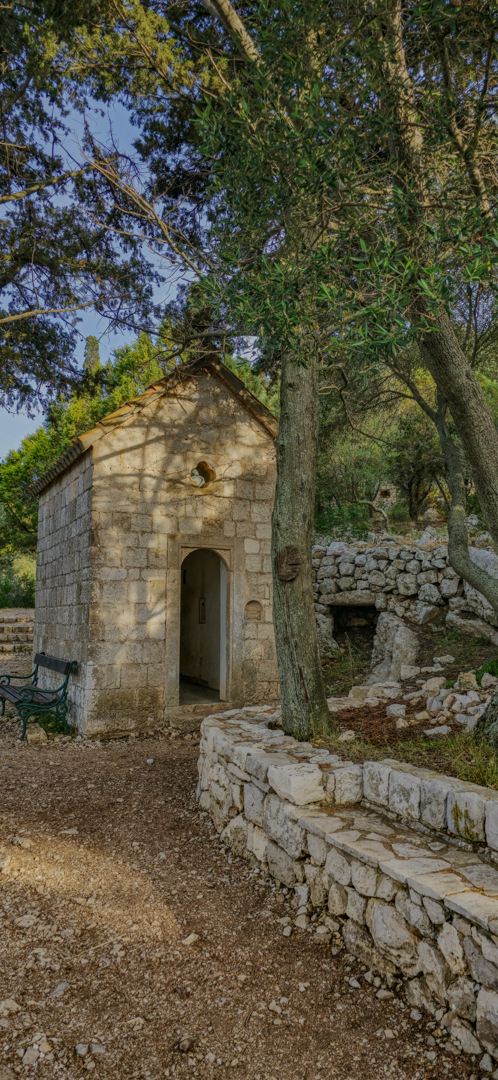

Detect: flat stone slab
[460,864,498,895]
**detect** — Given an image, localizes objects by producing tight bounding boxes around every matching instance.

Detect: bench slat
[1,687,59,705]
[34,653,73,676]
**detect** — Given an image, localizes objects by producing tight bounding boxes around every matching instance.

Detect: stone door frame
[164,534,244,713]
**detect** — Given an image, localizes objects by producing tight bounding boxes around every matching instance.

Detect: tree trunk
[435,416,498,610]
[420,311,498,560]
[271,347,331,740]
[475,687,498,752]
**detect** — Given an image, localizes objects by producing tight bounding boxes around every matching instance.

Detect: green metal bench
[0,652,76,740]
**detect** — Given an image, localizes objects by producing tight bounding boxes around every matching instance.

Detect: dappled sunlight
[3,831,182,945]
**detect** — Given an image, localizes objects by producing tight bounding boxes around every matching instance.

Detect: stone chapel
[30,357,280,735]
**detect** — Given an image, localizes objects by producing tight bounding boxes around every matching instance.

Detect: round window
[190,461,216,488]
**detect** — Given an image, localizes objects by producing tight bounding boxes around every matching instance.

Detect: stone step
[0,610,35,625]
[0,629,33,640]
[0,643,32,654]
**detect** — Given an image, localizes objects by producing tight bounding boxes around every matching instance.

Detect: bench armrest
[0,670,37,687]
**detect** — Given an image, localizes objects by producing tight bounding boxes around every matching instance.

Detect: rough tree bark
[198,0,330,738]
[419,313,498,554]
[434,403,498,610]
[376,4,498,607]
[475,688,498,752]
[271,348,330,738]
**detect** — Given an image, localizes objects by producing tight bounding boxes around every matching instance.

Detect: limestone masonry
[199,709,498,1063]
[313,537,498,660]
[32,359,279,736]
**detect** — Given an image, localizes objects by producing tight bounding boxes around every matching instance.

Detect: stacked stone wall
[312,538,498,657]
[199,710,498,1062]
[34,454,93,725]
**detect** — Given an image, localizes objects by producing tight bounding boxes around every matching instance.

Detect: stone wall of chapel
[34,453,93,726]
[85,370,279,734]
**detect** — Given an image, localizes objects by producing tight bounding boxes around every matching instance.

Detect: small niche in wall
[245,600,262,621]
[190,461,216,488]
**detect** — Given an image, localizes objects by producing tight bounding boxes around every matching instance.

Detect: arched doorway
[179,549,227,705]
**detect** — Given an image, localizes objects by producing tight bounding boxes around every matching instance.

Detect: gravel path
[0,709,476,1080]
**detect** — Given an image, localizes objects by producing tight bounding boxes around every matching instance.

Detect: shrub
[388,501,411,523]
[0,553,36,608]
[476,659,498,685]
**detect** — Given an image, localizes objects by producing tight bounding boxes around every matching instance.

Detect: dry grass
[314,727,498,791]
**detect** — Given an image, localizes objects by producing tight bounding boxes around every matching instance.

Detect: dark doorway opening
[179,548,227,705]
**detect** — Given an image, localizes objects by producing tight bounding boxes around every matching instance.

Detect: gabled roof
[29,356,278,498]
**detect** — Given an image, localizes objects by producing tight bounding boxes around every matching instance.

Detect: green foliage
[476,660,498,686]
[0,1,160,410]
[388,502,411,523]
[386,409,446,521]
[223,354,279,415]
[315,503,370,541]
[0,552,36,608]
[0,333,174,554]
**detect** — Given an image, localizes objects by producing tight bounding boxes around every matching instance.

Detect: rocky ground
[0,662,480,1080]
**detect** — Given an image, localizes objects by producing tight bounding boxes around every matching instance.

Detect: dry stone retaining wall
[198,710,498,1065]
[312,538,498,659]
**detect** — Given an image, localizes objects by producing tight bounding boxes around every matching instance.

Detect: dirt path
[0,716,477,1080]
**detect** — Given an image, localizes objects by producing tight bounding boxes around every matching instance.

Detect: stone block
[446,890,498,932]
[442,1013,481,1055]
[262,795,306,859]
[307,833,327,866]
[266,841,303,887]
[419,583,443,605]
[408,902,432,938]
[464,937,498,990]
[420,775,457,830]
[447,788,486,842]
[486,801,498,853]
[363,761,391,807]
[333,765,363,804]
[388,768,421,820]
[220,814,248,857]
[304,864,328,907]
[397,573,418,596]
[351,860,378,897]
[423,897,445,925]
[437,923,466,975]
[367,899,421,976]
[379,856,451,888]
[244,783,265,826]
[446,976,477,1022]
[400,664,421,680]
[247,823,268,864]
[328,882,347,915]
[325,846,351,886]
[405,978,437,1016]
[477,988,498,1056]
[376,875,398,902]
[267,762,324,805]
[417,940,450,1003]
[345,888,367,924]
[342,918,396,976]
